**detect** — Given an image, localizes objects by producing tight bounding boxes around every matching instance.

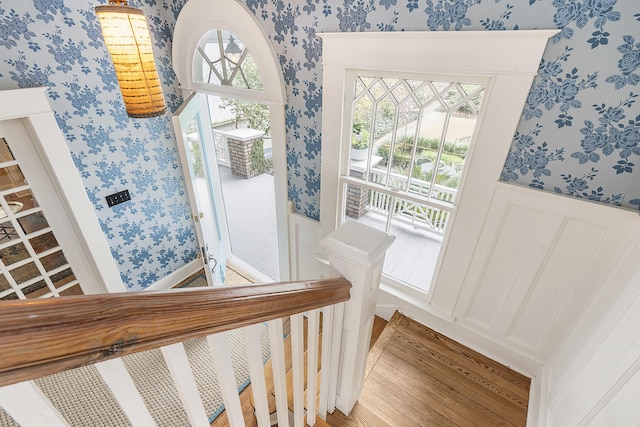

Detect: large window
[340,73,485,292]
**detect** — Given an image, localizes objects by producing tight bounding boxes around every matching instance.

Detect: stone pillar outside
[223,128,265,179]
[345,169,368,219]
[345,156,382,219]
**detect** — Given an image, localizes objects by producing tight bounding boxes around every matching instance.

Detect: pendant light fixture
[225,35,243,64]
[95,0,166,118]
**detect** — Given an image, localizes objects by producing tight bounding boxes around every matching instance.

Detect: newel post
[320,221,395,415]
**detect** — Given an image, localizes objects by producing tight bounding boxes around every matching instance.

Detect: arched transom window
[194,29,264,92]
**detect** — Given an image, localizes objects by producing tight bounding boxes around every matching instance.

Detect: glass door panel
[0,137,82,299]
[174,93,229,286]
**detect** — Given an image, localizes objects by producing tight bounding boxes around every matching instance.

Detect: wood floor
[176,271,530,426]
[327,312,530,427]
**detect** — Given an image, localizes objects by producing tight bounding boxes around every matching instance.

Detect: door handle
[208,255,218,271]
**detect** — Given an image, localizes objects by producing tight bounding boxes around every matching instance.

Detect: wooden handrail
[0,278,351,387]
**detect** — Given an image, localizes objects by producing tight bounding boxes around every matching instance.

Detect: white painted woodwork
[0,381,68,426]
[327,302,344,413]
[452,184,639,366]
[319,31,557,301]
[144,259,202,291]
[318,304,335,418]
[306,309,320,426]
[288,212,322,281]
[320,220,395,414]
[268,318,290,427]
[160,343,210,427]
[173,0,291,282]
[291,313,305,426]
[318,28,592,379]
[536,224,640,426]
[207,332,244,427]
[0,88,124,294]
[95,359,157,426]
[243,325,271,427]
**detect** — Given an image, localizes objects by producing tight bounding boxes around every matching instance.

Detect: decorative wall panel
[544,239,640,425]
[454,184,637,362]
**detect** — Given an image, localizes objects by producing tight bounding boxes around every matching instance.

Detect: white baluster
[306,309,320,426]
[318,305,334,419]
[160,343,210,427]
[0,381,68,426]
[243,325,271,427]
[207,332,244,427]
[291,313,304,426]
[268,318,289,427]
[95,358,157,426]
[327,302,344,412]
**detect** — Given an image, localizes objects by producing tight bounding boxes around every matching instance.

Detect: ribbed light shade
[95,1,166,118]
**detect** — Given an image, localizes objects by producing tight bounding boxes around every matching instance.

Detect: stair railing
[0,221,393,426]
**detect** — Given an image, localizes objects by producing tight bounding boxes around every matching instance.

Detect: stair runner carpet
[0,274,270,427]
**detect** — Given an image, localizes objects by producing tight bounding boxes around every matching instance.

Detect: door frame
[173,92,230,286]
[0,87,125,294]
[172,0,290,281]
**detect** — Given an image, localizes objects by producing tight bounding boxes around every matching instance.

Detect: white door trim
[172,0,291,281]
[0,87,125,294]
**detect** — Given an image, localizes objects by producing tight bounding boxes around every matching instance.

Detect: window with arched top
[173,0,290,281]
[194,29,264,92]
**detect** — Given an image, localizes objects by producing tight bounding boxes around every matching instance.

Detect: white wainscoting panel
[538,232,640,426]
[452,183,638,364]
[287,212,321,281]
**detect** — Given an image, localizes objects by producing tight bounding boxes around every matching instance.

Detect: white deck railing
[367,168,457,234]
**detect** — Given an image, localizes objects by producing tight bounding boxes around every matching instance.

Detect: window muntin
[194,29,264,91]
[341,74,485,291]
[0,138,81,299]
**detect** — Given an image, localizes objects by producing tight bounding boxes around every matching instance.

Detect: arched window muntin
[173,5,284,106]
[194,29,265,92]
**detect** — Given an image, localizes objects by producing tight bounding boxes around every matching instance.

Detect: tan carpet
[0,271,270,426]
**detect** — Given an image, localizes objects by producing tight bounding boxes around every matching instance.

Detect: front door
[173,93,230,285]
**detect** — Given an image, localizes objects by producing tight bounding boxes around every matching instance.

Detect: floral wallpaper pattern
[0,0,196,290]
[241,0,640,214]
[0,0,638,289]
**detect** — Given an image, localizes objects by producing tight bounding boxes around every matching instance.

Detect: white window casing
[319,30,558,312]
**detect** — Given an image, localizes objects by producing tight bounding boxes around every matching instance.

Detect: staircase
[211,309,531,427]
[215,317,329,427]
[327,311,531,426]
[0,221,395,426]
[0,219,531,426]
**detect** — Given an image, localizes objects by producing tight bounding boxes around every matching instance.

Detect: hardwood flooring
[327,311,530,427]
[176,271,529,426]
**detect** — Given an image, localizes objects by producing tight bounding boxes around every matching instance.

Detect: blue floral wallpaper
[0,0,197,290]
[0,0,638,289]
[240,0,640,215]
